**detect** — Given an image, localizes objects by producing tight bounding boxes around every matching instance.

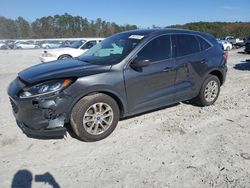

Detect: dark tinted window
[197,36,211,51]
[138,35,171,62]
[175,34,199,57]
[81,41,97,49]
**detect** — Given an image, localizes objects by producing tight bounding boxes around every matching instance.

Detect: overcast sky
[0,0,249,27]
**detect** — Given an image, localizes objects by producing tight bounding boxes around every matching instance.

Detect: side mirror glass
[130,56,150,68]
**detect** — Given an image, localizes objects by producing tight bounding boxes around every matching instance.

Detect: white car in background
[14,41,40,49]
[41,40,63,49]
[40,38,104,62]
[217,40,233,51]
[224,36,244,46]
[0,42,8,49]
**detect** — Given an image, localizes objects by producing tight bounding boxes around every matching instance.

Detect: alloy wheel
[204,80,219,102]
[82,103,114,135]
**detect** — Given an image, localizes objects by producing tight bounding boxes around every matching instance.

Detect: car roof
[119,28,209,37]
[120,28,218,45]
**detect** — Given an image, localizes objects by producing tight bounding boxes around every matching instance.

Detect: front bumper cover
[8,78,74,139]
[17,121,66,139]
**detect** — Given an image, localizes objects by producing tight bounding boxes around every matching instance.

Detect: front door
[124,35,176,114]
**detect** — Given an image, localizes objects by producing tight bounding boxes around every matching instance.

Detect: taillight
[223,52,228,62]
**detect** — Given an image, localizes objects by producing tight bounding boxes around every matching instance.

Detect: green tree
[15,16,30,38]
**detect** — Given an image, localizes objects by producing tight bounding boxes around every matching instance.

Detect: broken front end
[7,77,74,138]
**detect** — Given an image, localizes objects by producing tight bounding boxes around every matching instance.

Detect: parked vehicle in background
[244,37,250,53]
[41,41,63,49]
[8,29,227,141]
[217,40,232,51]
[14,41,40,49]
[57,40,78,48]
[6,40,15,49]
[40,38,104,62]
[224,36,244,47]
[33,40,44,48]
[0,42,8,49]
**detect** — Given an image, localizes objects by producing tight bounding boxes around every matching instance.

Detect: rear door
[124,35,176,114]
[172,34,209,101]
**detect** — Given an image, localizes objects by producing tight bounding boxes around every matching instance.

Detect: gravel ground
[0,49,249,188]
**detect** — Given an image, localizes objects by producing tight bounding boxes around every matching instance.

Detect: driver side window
[137,35,171,62]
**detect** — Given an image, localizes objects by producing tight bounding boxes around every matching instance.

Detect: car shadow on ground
[11,169,60,188]
[237,51,247,54]
[66,101,206,141]
[66,103,181,142]
[65,123,82,141]
[120,103,180,121]
[234,60,250,71]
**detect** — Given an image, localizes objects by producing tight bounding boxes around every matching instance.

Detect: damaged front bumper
[17,121,66,139]
[8,78,74,139]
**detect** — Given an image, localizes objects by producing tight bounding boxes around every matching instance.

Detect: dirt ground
[0,49,249,188]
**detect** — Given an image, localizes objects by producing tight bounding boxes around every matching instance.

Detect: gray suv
[8,29,227,141]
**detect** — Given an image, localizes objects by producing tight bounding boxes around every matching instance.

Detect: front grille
[9,98,18,113]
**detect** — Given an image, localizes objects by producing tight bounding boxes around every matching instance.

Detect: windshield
[79,33,146,65]
[70,40,86,49]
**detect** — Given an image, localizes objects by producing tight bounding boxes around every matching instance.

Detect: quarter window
[175,34,200,57]
[137,35,171,62]
[197,36,211,51]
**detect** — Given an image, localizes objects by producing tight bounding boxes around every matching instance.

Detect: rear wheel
[193,75,220,106]
[70,93,120,141]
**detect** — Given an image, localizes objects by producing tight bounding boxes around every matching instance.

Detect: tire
[70,93,120,142]
[58,54,72,60]
[193,75,220,107]
[226,46,230,51]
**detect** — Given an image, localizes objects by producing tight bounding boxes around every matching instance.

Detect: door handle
[201,59,208,64]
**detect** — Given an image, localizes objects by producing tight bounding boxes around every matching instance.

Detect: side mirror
[130,56,150,68]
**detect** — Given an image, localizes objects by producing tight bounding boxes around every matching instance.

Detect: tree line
[0,13,138,39]
[167,21,250,39]
[0,13,249,39]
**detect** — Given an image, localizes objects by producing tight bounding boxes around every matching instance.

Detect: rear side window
[175,34,200,57]
[138,35,171,62]
[197,36,211,51]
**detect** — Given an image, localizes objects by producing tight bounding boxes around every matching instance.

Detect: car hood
[18,59,111,84]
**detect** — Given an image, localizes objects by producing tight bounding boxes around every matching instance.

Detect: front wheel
[70,93,120,142]
[58,54,72,60]
[193,75,220,106]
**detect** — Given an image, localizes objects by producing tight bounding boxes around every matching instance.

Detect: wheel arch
[67,89,127,123]
[91,91,126,118]
[58,54,72,60]
[208,69,224,86]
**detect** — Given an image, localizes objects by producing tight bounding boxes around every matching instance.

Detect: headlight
[19,79,73,98]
